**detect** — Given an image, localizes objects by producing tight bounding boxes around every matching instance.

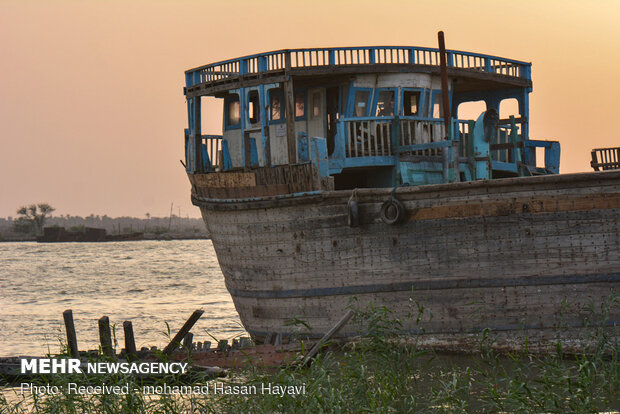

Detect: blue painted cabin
[184,46,560,192]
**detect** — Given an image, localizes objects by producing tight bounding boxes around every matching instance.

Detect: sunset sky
[1,0,619,218]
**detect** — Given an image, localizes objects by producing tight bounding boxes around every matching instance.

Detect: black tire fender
[347,200,359,227]
[380,198,405,225]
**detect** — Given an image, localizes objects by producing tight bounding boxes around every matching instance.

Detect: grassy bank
[1,306,618,413]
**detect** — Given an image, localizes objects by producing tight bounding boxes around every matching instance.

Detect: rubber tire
[380,198,405,225]
[347,200,359,227]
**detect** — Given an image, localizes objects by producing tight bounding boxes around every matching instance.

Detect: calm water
[0,240,244,357]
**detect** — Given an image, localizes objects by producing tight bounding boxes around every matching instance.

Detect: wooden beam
[194,96,202,172]
[284,52,297,164]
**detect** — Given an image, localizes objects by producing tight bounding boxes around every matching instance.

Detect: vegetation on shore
[0,204,208,241]
[1,300,617,413]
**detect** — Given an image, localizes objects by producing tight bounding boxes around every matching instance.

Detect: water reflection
[0,240,244,356]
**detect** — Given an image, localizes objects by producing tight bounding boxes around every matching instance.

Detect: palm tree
[16,203,55,235]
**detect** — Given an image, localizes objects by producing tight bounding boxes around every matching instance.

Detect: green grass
[1,302,618,413]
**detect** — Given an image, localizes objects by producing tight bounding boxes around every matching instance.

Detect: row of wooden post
[62,309,204,360]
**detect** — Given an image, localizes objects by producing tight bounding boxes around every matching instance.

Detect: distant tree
[16,203,55,235]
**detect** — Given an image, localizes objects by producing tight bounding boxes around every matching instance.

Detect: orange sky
[1,0,619,218]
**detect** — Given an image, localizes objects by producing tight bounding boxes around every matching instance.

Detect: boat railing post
[284,51,297,164]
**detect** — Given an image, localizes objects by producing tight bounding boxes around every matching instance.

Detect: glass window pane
[354,91,369,117]
[295,91,305,118]
[375,90,394,116]
[228,99,240,126]
[312,93,320,118]
[271,93,281,120]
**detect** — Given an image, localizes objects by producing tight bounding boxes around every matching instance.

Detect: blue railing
[185,46,531,87]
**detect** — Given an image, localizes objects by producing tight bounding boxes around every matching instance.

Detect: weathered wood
[183,332,194,350]
[62,309,79,358]
[123,321,137,361]
[193,171,256,188]
[163,310,204,355]
[195,170,620,352]
[284,52,297,164]
[301,310,353,367]
[98,316,114,358]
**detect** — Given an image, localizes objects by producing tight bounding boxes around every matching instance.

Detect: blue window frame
[372,88,398,117]
[224,93,241,130]
[346,87,373,117]
[401,88,425,117]
[268,88,285,124]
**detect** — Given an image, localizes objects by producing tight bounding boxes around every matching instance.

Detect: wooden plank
[193,172,256,188]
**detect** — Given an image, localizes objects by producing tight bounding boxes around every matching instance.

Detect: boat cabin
[184,47,560,198]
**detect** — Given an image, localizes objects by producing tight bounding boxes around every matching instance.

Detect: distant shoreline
[0,235,211,243]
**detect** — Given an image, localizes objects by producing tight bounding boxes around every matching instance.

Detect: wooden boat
[182,35,619,352]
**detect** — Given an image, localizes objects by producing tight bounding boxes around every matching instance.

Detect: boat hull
[195,171,620,352]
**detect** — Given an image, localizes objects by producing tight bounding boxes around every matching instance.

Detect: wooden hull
[194,171,620,353]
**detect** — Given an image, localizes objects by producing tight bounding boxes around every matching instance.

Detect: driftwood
[163,310,204,355]
[300,310,354,367]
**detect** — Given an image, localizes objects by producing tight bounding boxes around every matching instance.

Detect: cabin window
[375,90,395,117]
[295,90,306,120]
[248,91,259,124]
[269,89,284,123]
[312,92,321,118]
[353,90,370,117]
[403,90,422,116]
[225,94,240,129]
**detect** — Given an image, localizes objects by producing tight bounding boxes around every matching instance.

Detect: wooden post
[183,332,194,350]
[63,309,79,358]
[284,51,297,164]
[98,316,114,358]
[194,96,203,172]
[301,310,353,367]
[123,321,137,361]
[163,309,204,355]
[438,31,460,183]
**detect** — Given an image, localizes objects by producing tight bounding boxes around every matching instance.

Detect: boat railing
[591,147,620,171]
[202,135,223,171]
[186,47,531,87]
[342,116,447,158]
[185,134,223,172]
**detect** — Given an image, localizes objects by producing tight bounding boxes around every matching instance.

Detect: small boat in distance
[182,33,619,352]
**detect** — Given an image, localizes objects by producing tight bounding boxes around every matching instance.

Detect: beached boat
[183,35,618,352]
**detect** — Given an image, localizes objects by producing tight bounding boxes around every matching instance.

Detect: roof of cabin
[184,47,532,98]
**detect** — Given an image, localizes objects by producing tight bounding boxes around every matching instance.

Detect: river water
[0,240,244,357]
